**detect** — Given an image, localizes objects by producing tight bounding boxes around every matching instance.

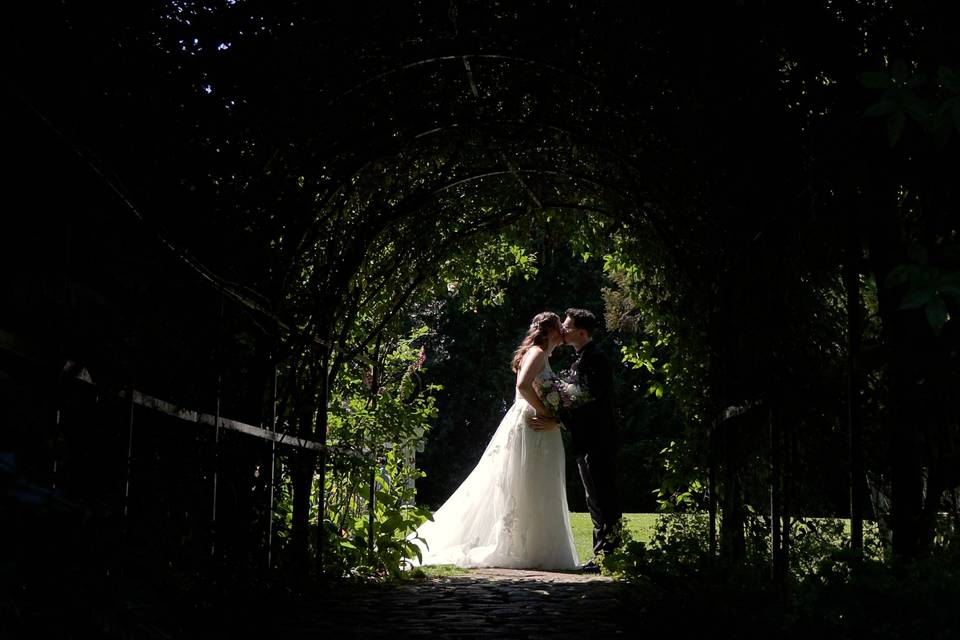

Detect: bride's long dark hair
[511,311,561,372]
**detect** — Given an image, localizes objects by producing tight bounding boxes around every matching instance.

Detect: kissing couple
[409,308,621,572]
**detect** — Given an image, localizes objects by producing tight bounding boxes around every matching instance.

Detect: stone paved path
[280,568,646,638]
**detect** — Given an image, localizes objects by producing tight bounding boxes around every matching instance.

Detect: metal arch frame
[328,54,603,108]
[280,116,661,262]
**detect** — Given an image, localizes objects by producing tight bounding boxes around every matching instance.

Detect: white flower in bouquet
[535,377,561,415]
[544,390,561,413]
[556,377,592,408]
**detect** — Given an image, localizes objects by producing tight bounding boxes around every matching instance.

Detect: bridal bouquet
[536,377,562,415]
[535,373,592,416]
[553,371,593,409]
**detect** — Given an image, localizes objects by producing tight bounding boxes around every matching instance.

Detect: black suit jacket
[559,341,616,457]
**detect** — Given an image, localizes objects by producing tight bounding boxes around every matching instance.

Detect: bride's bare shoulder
[521,345,546,368]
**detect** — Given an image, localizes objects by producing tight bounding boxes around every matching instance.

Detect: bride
[407,311,579,570]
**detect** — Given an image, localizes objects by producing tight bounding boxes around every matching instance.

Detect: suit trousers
[575,451,622,556]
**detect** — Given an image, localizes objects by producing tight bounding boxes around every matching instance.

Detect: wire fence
[41,365,310,572]
[1,324,384,579]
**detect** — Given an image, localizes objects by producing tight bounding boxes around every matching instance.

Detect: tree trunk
[290,415,317,576]
[720,416,745,566]
[290,353,319,577]
[870,255,930,560]
[861,155,926,560]
[844,222,865,552]
[889,388,924,558]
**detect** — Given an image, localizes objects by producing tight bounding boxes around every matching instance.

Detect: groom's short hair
[565,308,598,335]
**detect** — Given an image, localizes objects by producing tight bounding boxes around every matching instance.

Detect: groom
[531,308,621,572]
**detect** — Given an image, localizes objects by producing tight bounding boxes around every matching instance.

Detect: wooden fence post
[211,385,221,558]
[267,360,278,569]
[845,240,865,552]
[211,295,224,558]
[123,383,135,529]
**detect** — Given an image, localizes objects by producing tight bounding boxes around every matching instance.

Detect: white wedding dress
[408,360,579,570]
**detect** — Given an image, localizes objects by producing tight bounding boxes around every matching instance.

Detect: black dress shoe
[578,559,601,574]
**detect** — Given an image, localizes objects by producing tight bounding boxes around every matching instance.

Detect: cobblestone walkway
[280,569,645,638]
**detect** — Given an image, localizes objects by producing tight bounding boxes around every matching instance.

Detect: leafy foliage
[6,2,960,625]
[270,328,438,578]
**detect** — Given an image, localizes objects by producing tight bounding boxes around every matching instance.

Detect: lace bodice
[515,359,555,403]
[516,360,561,427]
[538,359,555,382]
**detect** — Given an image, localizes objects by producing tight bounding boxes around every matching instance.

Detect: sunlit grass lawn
[569,512,658,563]
[415,512,658,577]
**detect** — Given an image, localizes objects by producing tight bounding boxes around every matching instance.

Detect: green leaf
[884,264,913,288]
[925,297,949,335]
[403,541,424,564]
[899,286,936,310]
[938,272,960,300]
[905,74,927,89]
[380,513,403,533]
[939,283,960,300]
[865,99,897,117]
[904,99,930,123]
[886,111,906,145]
[859,71,893,89]
[891,59,909,83]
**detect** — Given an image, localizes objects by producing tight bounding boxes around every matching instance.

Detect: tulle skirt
[408,397,579,570]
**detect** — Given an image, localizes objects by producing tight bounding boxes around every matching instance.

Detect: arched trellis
[19,33,763,578]
[273,158,673,572]
[11,1,879,584]
[330,54,604,107]
[247,42,668,206]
